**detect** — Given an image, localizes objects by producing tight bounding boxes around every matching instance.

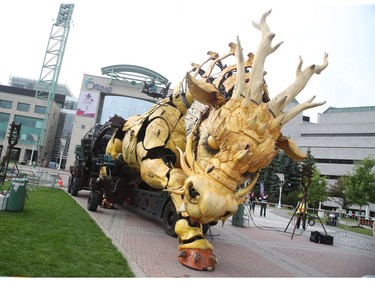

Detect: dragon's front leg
[175,219,218,271]
[139,158,218,270]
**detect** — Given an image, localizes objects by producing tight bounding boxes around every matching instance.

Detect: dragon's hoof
[178,248,218,271]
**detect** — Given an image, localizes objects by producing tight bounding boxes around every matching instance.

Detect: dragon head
[174,10,328,225]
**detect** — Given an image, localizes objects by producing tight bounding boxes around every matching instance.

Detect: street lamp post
[29,135,38,165]
[276,173,285,209]
[58,138,66,170]
[29,142,36,165]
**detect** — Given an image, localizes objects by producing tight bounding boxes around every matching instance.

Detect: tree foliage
[345,156,375,209]
[256,151,302,205]
[328,175,352,210]
[308,168,328,208]
[298,148,328,208]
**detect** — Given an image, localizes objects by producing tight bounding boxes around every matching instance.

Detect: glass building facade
[99,95,154,124]
[14,115,43,144]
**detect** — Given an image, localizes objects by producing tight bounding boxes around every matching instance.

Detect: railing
[267,202,295,210]
[240,202,374,237]
[3,166,69,189]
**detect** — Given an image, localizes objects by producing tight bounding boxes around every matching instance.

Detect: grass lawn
[0,185,134,277]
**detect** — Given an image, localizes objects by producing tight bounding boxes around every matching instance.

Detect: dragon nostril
[188,186,200,199]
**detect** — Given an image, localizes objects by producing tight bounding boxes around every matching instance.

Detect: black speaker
[310,231,321,243]
[321,234,334,245]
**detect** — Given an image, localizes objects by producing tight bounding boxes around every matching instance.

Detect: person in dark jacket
[259,191,269,217]
[248,192,258,214]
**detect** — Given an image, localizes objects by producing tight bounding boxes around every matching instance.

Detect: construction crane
[35,3,74,164]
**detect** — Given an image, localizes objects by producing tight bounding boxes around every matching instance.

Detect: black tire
[308,217,316,227]
[67,175,74,193]
[202,224,209,235]
[203,221,217,235]
[87,190,102,211]
[162,200,181,237]
[71,177,80,196]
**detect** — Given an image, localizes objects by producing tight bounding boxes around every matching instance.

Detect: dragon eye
[188,186,200,199]
[207,135,219,150]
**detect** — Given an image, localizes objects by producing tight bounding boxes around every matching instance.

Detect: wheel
[202,224,209,235]
[202,221,218,235]
[87,190,102,211]
[162,200,181,237]
[71,177,80,196]
[308,217,316,227]
[67,175,73,193]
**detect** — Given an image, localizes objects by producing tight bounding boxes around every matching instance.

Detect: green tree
[299,147,327,208]
[328,175,352,210]
[345,156,375,224]
[303,147,317,170]
[308,168,328,209]
[281,153,302,194]
[256,151,302,204]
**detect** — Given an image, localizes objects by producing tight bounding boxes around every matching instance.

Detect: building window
[0,100,12,109]
[0,112,10,139]
[14,115,43,144]
[0,112,10,123]
[34,105,46,114]
[17,102,30,112]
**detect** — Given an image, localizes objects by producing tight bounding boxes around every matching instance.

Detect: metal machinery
[68,116,184,237]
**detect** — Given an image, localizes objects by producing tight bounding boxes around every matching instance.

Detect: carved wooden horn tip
[207,51,219,59]
[264,9,272,18]
[191,63,199,70]
[228,42,237,54]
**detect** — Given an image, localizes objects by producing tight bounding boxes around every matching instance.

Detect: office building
[0,76,77,168]
[296,106,375,186]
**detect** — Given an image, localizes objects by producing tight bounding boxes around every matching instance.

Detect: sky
[1,0,375,122]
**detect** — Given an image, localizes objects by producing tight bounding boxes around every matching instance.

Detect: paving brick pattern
[70,190,375,277]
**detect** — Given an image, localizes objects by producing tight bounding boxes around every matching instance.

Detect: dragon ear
[276,135,307,161]
[186,72,226,106]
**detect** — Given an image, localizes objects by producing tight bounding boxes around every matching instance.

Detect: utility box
[232,203,245,227]
[6,178,28,212]
[0,193,8,211]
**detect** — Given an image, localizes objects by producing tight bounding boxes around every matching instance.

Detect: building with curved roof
[66,65,172,168]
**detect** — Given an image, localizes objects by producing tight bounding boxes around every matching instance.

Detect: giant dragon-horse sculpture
[100,10,328,271]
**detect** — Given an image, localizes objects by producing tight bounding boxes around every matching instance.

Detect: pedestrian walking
[259,191,269,217]
[248,192,258,214]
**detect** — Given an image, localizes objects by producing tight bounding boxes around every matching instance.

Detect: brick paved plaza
[69,189,375,278]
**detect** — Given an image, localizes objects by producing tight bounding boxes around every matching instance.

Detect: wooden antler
[242,9,283,106]
[203,43,237,82]
[232,37,245,100]
[269,53,329,127]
